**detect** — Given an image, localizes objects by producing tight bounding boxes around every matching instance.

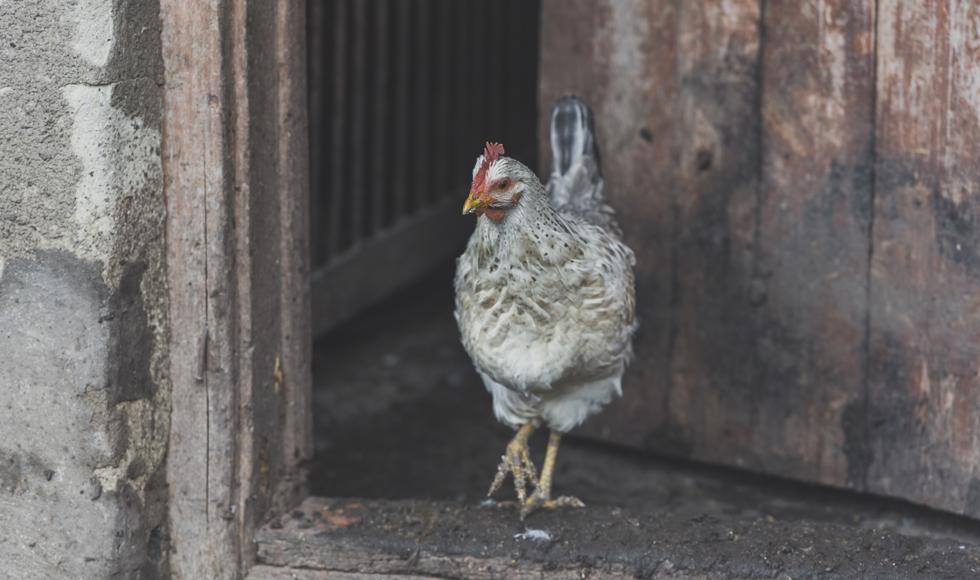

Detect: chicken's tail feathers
[549,95,602,183]
[547,96,619,232]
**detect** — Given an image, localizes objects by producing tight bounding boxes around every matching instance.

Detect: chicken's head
[462,142,526,220]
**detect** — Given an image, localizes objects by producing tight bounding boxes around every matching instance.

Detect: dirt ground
[304,261,980,578]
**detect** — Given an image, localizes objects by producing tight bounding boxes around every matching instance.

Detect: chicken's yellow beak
[462,192,488,215]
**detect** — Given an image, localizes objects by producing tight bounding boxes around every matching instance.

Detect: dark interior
[292,2,980,577]
[306,0,541,267]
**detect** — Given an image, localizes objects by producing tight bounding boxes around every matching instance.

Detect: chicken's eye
[497,180,509,191]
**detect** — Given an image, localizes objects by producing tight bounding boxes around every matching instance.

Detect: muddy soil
[306,261,980,577]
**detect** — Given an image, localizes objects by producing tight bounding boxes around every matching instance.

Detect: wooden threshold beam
[250,497,980,580]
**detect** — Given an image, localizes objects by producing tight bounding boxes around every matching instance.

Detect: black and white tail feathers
[545,95,620,235]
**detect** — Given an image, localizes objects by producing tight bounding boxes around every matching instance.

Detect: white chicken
[455,96,636,518]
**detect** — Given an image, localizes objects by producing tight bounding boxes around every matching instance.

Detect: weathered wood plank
[391,0,413,221]
[328,0,350,258]
[430,0,452,204]
[239,1,288,573]
[369,0,390,235]
[867,0,980,517]
[161,0,238,576]
[247,567,443,580]
[164,0,311,576]
[752,0,876,486]
[539,0,680,447]
[656,0,764,468]
[411,0,432,214]
[230,0,255,571]
[349,0,368,246]
[537,0,980,519]
[276,0,313,527]
[306,0,328,267]
[252,497,980,580]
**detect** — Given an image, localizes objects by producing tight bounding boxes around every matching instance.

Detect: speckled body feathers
[454,97,636,433]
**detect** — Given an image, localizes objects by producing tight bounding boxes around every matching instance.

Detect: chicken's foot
[521,430,584,520]
[489,423,538,503]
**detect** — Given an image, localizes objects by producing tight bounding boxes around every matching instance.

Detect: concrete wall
[0,1,169,578]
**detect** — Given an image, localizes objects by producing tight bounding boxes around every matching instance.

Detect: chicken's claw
[521,492,585,520]
[519,430,584,520]
[488,423,538,503]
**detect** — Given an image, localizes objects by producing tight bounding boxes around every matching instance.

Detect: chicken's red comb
[472,142,505,192]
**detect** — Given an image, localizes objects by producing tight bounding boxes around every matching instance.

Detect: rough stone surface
[0,1,169,578]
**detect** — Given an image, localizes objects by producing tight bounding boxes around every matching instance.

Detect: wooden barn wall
[539,0,980,517]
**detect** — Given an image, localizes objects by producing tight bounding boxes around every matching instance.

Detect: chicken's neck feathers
[472,192,582,272]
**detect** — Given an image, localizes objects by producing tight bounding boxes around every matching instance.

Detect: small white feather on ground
[514,528,552,541]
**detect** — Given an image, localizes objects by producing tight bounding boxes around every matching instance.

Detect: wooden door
[540,0,980,518]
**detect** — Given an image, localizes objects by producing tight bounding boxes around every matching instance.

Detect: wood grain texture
[867,0,980,516]
[247,567,444,580]
[161,0,235,577]
[163,0,312,576]
[251,497,980,579]
[754,0,876,487]
[539,0,980,517]
[278,0,314,517]
[664,0,764,467]
[231,0,256,573]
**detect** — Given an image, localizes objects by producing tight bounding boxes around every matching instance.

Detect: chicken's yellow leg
[489,423,538,503]
[521,431,585,520]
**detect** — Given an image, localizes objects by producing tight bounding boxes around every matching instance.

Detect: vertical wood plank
[470,1,487,157]
[754,0,876,486]
[412,0,432,214]
[348,0,368,246]
[161,0,238,576]
[163,0,311,576]
[431,0,452,201]
[230,0,255,571]
[328,0,349,258]
[276,0,313,532]
[486,0,504,142]
[241,3,284,572]
[369,0,390,234]
[868,0,980,516]
[451,1,473,188]
[502,0,542,170]
[391,0,412,221]
[662,0,764,464]
[306,0,328,268]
